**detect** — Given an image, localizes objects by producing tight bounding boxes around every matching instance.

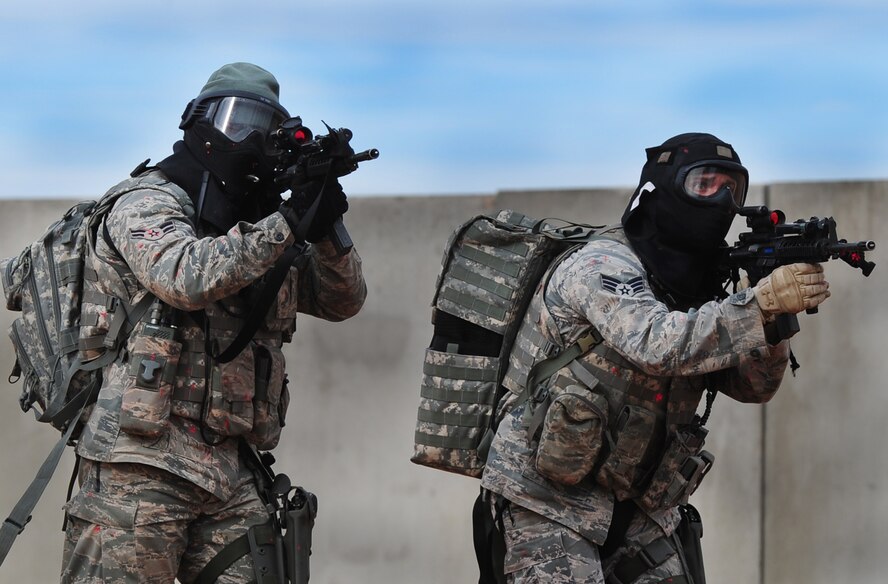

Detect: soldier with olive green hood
[61,63,366,583]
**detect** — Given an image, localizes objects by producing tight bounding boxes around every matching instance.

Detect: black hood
[156,141,281,234]
[621,133,748,305]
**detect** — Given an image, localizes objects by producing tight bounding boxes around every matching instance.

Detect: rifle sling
[199,244,301,364]
[201,171,331,364]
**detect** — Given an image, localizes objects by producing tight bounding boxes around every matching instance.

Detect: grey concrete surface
[761,182,888,584]
[0,182,882,584]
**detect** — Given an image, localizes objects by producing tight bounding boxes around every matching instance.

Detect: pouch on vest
[595,404,657,499]
[534,384,609,486]
[412,346,500,478]
[246,345,290,450]
[119,325,182,438]
[205,343,256,436]
[638,426,714,512]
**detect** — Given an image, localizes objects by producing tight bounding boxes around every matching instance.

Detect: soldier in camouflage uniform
[479,133,829,583]
[61,63,366,583]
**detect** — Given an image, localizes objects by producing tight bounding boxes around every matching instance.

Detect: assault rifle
[722,205,876,343]
[272,117,379,255]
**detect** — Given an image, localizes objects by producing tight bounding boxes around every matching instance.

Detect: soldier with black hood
[61,63,366,583]
[478,133,829,583]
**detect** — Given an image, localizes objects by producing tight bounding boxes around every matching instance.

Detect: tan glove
[753,263,830,317]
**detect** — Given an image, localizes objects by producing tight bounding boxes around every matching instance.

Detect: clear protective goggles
[204,96,289,143]
[678,164,748,207]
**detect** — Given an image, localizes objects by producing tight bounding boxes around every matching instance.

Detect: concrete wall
[0,182,883,583]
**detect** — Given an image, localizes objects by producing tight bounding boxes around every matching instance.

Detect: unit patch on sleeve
[601,274,646,297]
[130,221,176,241]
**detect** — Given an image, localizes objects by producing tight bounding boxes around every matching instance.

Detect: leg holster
[193,521,284,584]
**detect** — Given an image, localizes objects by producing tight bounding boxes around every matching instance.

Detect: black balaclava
[161,62,291,232]
[156,141,279,233]
[621,133,749,306]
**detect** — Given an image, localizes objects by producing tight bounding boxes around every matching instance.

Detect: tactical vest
[504,242,715,513]
[79,171,290,450]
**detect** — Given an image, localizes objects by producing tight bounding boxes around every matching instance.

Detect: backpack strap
[0,288,157,568]
[519,329,603,443]
[0,167,197,568]
[0,383,93,567]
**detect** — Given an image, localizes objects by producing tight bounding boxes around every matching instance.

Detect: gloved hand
[753,263,830,317]
[278,178,349,243]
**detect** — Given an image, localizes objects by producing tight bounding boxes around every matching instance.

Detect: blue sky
[2,0,887,198]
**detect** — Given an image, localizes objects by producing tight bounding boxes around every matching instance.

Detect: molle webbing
[433,211,563,337]
[415,350,498,454]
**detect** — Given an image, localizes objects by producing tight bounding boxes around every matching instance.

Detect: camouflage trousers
[61,459,268,584]
[492,495,685,584]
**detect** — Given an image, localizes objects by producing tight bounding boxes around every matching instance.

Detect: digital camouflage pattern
[412,348,499,477]
[0,180,177,432]
[76,170,366,501]
[413,211,597,477]
[481,227,789,547]
[433,210,566,336]
[62,459,266,584]
[492,494,684,584]
[534,384,609,486]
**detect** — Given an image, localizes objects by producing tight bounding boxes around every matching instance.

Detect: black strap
[472,489,506,584]
[609,535,678,584]
[206,244,301,363]
[600,499,636,561]
[193,522,281,584]
[190,167,329,365]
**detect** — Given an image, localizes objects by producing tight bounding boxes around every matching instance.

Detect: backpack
[3,197,123,432]
[410,209,607,478]
[0,167,194,565]
[0,175,183,432]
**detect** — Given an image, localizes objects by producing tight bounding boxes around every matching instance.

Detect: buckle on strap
[4,515,31,535]
[638,537,675,568]
[609,536,676,584]
[577,329,602,354]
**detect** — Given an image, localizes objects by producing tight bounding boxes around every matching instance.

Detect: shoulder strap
[520,329,603,442]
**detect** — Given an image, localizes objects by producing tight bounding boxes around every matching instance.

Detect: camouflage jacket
[75,170,366,499]
[480,227,788,544]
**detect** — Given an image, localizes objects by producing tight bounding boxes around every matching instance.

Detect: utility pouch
[534,384,609,485]
[639,426,714,512]
[247,346,290,450]
[595,404,656,499]
[285,487,318,584]
[119,327,181,437]
[676,504,706,584]
[205,344,256,437]
[411,347,499,478]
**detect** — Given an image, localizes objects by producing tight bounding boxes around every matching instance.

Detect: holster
[197,443,318,584]
[284,487,318,584]
[675,504,706,584]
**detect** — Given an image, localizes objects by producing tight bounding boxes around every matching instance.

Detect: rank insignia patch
[130,221,176,241]
[601,274,646,297]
